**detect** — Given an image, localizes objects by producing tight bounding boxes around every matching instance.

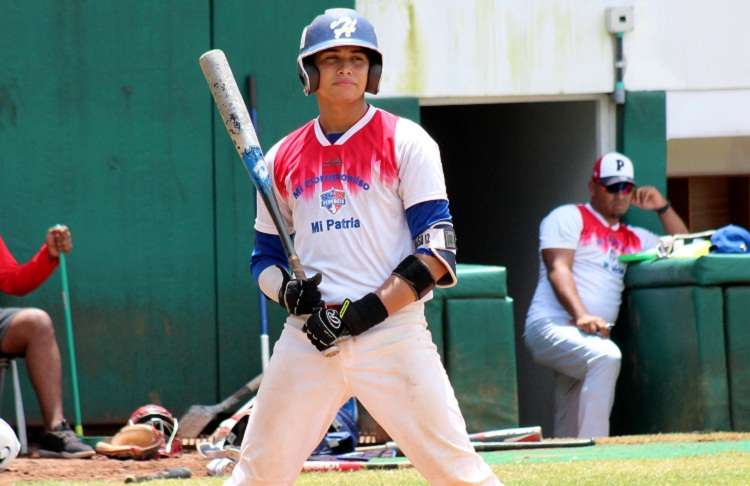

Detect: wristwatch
[656,202,671,215]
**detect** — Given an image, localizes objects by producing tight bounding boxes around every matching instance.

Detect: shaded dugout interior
[420,101,599,435]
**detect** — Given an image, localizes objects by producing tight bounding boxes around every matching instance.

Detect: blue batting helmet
[297,8,383,96]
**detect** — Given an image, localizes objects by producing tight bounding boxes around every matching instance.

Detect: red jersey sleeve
[0,236,59,296]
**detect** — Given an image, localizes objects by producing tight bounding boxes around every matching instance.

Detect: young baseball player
[227,8,502,486]
[524,153,688,438]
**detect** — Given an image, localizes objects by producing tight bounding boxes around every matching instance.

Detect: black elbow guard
[392,255,435,299]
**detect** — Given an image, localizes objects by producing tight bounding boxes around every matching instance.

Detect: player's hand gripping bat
[198,49,340,357]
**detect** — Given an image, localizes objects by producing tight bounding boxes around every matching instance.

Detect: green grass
[20,451,750,485]
[494,452,750,485]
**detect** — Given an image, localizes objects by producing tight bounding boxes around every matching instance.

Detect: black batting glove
[277,266,324,315]
[303,308,347,352]
[302,293,389,352]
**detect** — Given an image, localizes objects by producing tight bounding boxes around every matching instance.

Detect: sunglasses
[602,182,635,195]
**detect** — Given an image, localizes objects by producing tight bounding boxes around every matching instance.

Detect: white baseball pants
[226,309,501,486]
[524,317,622,438]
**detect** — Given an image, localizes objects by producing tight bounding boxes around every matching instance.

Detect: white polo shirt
[526,203,659,324]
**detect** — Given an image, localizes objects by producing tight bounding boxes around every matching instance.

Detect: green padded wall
[620,91,668,234]
[725,287,750,431]
[424,298,445,361]
[626,255,750,289]
[613,287,730,434]
[0,1,214,424]
[425,264,511,364]
[446,298,518,432]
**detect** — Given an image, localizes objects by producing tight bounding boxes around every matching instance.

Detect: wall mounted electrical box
[606,6,635,33]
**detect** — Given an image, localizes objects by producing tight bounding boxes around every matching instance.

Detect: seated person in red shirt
[0,225,93,458]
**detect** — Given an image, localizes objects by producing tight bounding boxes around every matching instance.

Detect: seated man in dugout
[0,225,94,458]
[524,152,688,438]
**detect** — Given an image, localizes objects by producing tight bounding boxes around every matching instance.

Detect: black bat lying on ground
[124,467,191,483]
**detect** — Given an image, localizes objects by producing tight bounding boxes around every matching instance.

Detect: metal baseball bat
[199,49,302,278]
[59,252,84,437]
[357,425,543,454]
[301,460,409,473]
[259,292,270,369]
[124,467,191,483]
[246,73,271,371]
[467,425,542,442]
[198,49,340,357]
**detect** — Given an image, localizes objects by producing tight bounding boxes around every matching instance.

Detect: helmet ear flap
[366,63,382,95]
[297,59,319,96]
[305,63,320,95]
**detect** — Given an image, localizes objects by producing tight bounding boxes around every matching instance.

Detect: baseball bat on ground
[356,425,543,455]
[468,425,542,442]
[301,460,411,473]
[198,49,340,357]
[178,373,262,438]
[124,467,191,483]
[470,437,594,452]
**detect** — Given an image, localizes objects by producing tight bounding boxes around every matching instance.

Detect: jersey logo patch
[330,17,357,39]
[320,188,346,215]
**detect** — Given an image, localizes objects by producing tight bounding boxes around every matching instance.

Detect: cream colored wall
[667,136,750,176]
[356,0,750,99]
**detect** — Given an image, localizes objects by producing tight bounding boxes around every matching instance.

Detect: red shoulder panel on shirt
[576,204,642,254]
[272,109,400,201]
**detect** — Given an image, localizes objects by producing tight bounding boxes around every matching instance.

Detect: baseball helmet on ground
[297,8,383,95]
[0,419,19,469]
[128,404,182,456]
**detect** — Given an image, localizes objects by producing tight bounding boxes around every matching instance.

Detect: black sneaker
[38,421,95,458]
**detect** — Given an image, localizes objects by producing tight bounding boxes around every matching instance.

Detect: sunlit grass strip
[20,450,750,486]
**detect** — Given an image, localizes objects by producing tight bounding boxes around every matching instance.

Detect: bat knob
[323,345,340,358]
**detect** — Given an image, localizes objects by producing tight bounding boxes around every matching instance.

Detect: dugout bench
[611,254,750,435]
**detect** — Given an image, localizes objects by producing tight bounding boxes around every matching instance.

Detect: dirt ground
[0,451,216,484]
[3,432,749,483]
[597,431,750,445]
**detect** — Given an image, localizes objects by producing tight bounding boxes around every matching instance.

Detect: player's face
[313,46,369,104]
[589,179,634,221]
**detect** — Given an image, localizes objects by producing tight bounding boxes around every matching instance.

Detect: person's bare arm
[632,187,688,235]
[542,248,612,338]
[302,252,449,352]
[375,253,446,314]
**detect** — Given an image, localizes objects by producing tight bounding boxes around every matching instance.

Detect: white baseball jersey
[526,203,659,324]
[255,105,447,304]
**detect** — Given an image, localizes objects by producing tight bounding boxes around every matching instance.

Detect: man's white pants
[226,309,501,486]
[524,317,621,438]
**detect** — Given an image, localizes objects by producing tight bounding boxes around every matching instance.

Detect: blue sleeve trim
[251,231,288,280]
[405,200,452,239]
